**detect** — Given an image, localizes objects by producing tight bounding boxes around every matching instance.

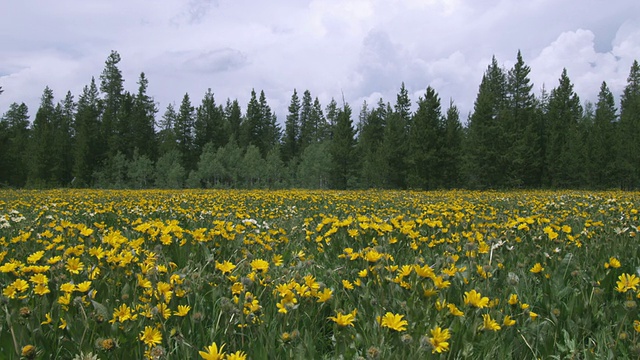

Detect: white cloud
[1,0,639,122]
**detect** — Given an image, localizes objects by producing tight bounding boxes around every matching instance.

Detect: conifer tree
[357,98,387,188]
[442,101,463,188]
[132,72,157,160]
[99,50,124,158]
[329,103,356,189]
[298,90,314,150]
[381,84,411,188]
[587,82,617,188]
[258,90,281,157]
[175,93,196,171]
[50,91,75,185]
[282,89,301,164]
[407,86,444,189]
[466,56,508,188]
[27,86,57,186]
[73,78,102,186]
[0,102,30,186]
[312,97,328,142]
[506,51,541,187]
[194,89,225,158]
[224,99,242,146]
[618,60,640,188]
[545,69,584,187]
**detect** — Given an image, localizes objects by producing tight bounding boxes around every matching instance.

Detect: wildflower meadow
[0,189,639,359]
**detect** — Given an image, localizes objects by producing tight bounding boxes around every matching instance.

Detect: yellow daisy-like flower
[139,326,162,347]
[447,303,464,317]
[342,280,354,290]
[529,263,544,274]
[428,326,451,354]
[481,314,501,331]
[363,249,384,263]
[316,288,333,303]
[215,260,236,274]
[21,344,36,359]
[174,305,191,317]
[503,315,516,326]
[378,312,408,331]
[464,290,489,309]
[250,259,269,273]
[65,257,84,275]
[41,313,53,325]
[508,294,519,305]
[616,273,640,293]
[27,251,45,264]
[328,309,357,327]
[227,350,247,360]
[605,257,621,269]
[199,342,226,360]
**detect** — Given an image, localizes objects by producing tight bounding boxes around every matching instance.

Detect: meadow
[0,189,639,359]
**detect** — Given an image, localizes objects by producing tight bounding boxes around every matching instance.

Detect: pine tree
[298,90,314,150]
[73,78,102,187]
[50,91,75,185]
[27,86,57,186]
[506,51,541,187]
[358,98,387,188]
[329,103,356,189]
[381,84,411,188]
[259,90,281,157]
[545,68,584,187]
[224,99,242,146]
[194,89,225,158]
[99,50,124,158]
[0,102,30,186]
[466,56,508,188]
[175,93,196,171]
[157,103,177,157]
[242,89,262,151]
[407,86,444,189]
[588,82,617,188]
[282,89,301,164]
[312,97,329,142]
[618,60,640,188]
[132,72,157,160]
[442,101,463,188]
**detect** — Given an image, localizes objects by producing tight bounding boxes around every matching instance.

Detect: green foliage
[297,142,331,188]
[155,150,185,189]
[407,86,445,189]
[4,50,640,190]
[0,102,30,187]
[329,104,357,189]
[618,60,640,189]
[545,69,584,187]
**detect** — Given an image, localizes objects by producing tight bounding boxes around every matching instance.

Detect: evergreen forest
[1,50,640,190]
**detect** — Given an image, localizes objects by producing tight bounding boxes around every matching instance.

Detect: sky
[1,0,640,125]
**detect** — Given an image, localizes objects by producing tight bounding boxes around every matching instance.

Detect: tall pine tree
[618,60,640,188]
[282,89,301,164]
[545,68,584,187]
[466,56,508,188]
[0,103,30,186]
[329,103,356,189]
[407,86,445,189]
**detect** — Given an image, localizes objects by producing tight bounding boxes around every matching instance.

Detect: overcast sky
[1,0,639,125]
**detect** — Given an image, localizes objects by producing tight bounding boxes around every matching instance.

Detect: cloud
[183,48,249,73]
[530,25,640,103]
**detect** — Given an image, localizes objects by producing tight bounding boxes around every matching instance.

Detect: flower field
[1,189,639,359]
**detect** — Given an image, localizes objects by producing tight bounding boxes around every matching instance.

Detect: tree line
[1,50,640,190]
